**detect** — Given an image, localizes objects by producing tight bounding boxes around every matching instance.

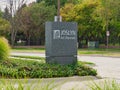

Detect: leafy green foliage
[0,18,11,36]
[0,58,97,78]
[0,11,3,17]
[36,0,79,8]
[61,0,102,41]
[0,37,10,60]
[61,0,120,46]
[0,0,120,46]
[19,2,55,45]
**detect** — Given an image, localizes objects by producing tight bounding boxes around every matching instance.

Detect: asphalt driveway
[78,56,120,80]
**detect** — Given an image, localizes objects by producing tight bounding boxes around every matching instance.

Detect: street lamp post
[54,0,62,22]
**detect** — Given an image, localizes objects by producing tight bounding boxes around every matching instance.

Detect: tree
[36,0,80,8]
[6,0,27,46]
[3,7,11,21]
[61,0,102,47]
[19,2,55,45]
[98,0,120,45]
[60,3,75,21]
[0,10,3,17]
[61,0,120,47]
[37,0,67,7]
[0,18,11,37]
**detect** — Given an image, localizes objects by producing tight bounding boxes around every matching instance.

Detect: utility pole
[57,0,60,21]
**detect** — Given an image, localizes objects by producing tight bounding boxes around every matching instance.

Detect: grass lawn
[11,55,45,60]
[78,48,120,57]
[12,48,45,53]
[12,48,120,57]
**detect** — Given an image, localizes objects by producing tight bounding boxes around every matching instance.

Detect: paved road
[11,52,45,57]
[11,52,120,80]
[78,56,120,80]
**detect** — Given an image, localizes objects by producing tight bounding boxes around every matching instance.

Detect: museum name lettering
[61,30,76,36]
[53,30,76,40]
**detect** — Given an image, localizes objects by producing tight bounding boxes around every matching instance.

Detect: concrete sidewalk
[2,76,118,90]
[0,76,102,90]
[26,76,102,90]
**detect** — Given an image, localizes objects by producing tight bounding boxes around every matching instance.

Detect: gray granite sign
[45,22,77,65]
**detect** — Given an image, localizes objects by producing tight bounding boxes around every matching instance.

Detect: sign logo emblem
[53,30,60,39]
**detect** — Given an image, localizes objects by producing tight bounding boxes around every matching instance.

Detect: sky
[0,0,36,11]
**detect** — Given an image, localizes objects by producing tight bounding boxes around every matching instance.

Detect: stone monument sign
[45,22,77,65]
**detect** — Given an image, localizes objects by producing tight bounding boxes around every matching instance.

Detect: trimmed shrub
[0,37,10,60]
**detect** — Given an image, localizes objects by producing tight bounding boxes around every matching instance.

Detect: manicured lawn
[12,48,120,57]
[78,48,120,56]
[11,55,45,60]
[12,48,45,53]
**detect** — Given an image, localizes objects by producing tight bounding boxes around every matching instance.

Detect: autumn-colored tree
[60,3,75,21]
[61,0,102,47]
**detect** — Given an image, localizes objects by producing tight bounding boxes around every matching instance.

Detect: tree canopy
[61,0,120,46]
[0,18,11,36]
[19,2,55,45]
[0,0,120,46]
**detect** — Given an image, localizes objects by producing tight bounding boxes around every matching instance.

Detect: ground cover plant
[0,57,97,78]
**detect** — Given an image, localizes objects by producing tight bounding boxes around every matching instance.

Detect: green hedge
[0,59,97,78]
[0,37,10,60]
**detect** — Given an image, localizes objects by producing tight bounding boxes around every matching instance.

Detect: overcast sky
[0,0,36,11]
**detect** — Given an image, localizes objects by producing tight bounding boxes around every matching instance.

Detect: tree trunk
[27,34,31,46]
